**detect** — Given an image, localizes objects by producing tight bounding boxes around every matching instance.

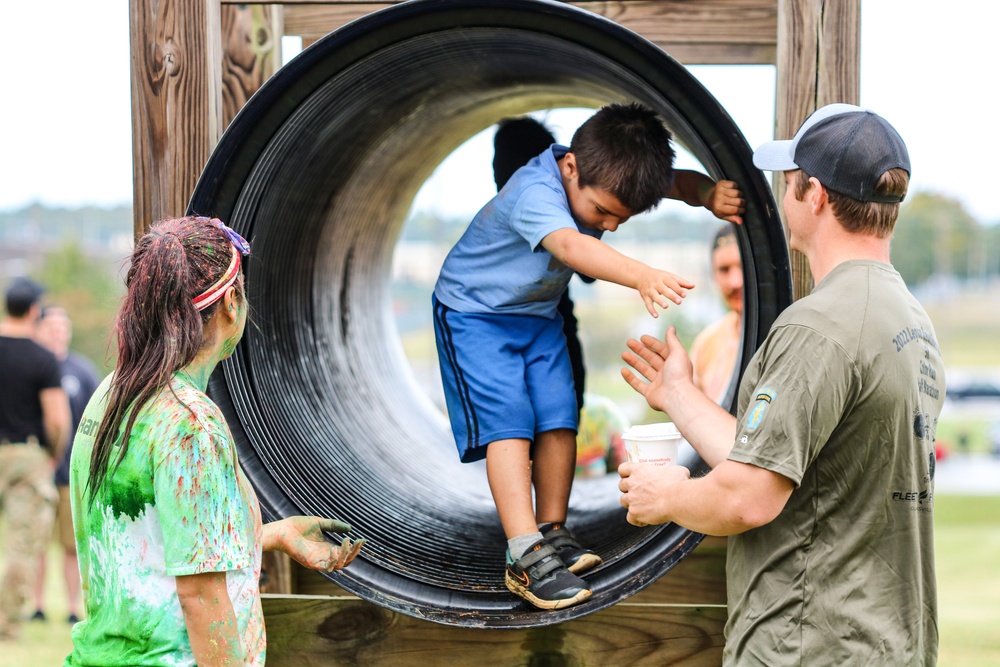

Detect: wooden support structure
[775,0,860,298]
[129,0,223,236]
[263,535,728,665]
[129,0,860,662]
[262,596,727,666]
[271,0,779,65]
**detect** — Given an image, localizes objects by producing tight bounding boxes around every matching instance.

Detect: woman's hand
[264,516,365,572]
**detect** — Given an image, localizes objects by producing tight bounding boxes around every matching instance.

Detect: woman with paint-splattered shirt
[64,217,363,667]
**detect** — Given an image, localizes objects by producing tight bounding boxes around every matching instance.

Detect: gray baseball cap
[753,103,910,203]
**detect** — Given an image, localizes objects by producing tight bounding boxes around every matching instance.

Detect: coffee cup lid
[622,422,680,441]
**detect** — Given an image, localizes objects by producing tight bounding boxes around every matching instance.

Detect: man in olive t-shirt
[618,104,943,666]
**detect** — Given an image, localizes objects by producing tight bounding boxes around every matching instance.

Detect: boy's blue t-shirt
[434,144,602,318]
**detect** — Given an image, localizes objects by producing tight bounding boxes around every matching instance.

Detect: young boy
[432,102,743,610]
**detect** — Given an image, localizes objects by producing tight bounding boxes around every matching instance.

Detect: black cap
[5,277,46,315]
[753,103,910,203]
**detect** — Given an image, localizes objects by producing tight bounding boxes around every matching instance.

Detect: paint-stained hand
[273,515,365,572]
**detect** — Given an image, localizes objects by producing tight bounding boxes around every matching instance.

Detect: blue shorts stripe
[433,299,479,450]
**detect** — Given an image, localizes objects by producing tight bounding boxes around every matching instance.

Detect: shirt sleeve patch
[746,388,777,430]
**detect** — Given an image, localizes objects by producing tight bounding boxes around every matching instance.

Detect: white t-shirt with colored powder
[66,373,264,667]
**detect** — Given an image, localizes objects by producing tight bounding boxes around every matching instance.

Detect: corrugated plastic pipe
[188,0,792,628]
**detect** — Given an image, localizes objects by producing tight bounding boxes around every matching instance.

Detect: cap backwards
[753,103,910,203]
[5,276,45,315]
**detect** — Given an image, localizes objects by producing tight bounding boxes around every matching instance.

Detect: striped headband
[192,217,251,312]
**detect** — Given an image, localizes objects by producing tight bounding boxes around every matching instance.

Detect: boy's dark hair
[493,117,556,191]
[570,102,675,214]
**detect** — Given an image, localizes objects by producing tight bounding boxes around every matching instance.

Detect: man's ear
[809,177,829,214]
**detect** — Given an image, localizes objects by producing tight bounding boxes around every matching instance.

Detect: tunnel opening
[190,0,792,627]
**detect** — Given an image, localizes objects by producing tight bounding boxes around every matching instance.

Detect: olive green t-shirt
[65,373,264,666]
[726,261,943,666]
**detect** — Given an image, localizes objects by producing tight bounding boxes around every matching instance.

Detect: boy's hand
[703,180,745,224]
[636,268,694,318]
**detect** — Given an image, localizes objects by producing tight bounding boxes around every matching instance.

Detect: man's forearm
[632,461,791,536]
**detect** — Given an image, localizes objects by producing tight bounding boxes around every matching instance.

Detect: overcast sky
[2,1,997,225]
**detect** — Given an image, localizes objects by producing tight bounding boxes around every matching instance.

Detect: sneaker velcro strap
[518,542,564,579]
[544,525,581,550]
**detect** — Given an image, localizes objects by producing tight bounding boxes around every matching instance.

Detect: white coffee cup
[622,422,682,466]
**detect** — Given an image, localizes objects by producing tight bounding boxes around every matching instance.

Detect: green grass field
[3,494,998,666]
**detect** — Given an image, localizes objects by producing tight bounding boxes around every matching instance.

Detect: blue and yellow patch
[746,388,776,430]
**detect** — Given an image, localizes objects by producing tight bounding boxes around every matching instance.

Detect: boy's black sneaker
[539,522,603,575]
[505,540,591,610]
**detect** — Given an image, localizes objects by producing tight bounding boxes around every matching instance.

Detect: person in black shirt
[0,277,70,640]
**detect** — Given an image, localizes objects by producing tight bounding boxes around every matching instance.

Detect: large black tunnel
[188,0,792,627]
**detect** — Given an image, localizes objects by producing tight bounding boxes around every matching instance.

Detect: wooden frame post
[129,0,223,238]
[775,0,860,299]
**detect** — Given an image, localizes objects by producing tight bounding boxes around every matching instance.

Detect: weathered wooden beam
[273,0,777,64]
[262,594,727,666]
[775,0,860,299]
[129,0,223,238]
[220,4,284,129]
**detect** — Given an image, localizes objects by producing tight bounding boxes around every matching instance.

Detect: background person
[65,216,364,666]
[30,306,102,625]
[434,102,744,611]
[618,104,943,665]
[689,223,743,403]
[0,277,71,641]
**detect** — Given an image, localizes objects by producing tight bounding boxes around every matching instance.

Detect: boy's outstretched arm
[543,228,693,318]
[668,170,745,224]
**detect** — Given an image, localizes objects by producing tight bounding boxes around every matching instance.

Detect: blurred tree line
[891,192,1000,285]
[34,242,124,375]
[1,204,130,375]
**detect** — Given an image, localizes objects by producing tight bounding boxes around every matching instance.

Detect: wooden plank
[129,0,223,237]
[262,594,727,666]
[628,535,727,605]
[220,4,284,129]
[276,0,777,64]
[775,0,860,299]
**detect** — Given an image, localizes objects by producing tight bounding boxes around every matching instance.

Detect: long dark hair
[86,216,245,503]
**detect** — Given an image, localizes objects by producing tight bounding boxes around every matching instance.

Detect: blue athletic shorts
[432,296,578,463]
